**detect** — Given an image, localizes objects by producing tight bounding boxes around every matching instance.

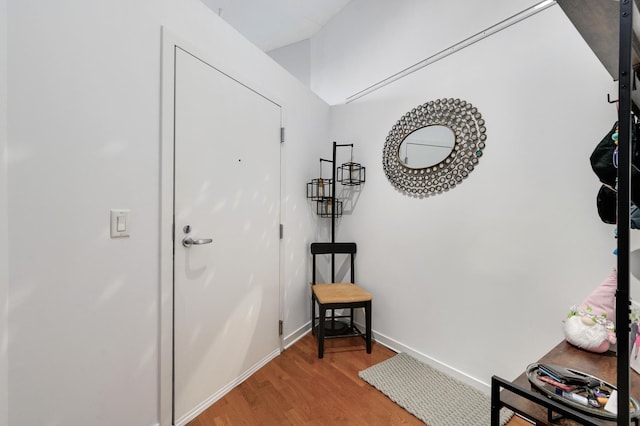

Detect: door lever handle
[182,236,213,248]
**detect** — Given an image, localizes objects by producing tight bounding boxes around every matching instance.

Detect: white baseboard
[283,321,312,349]
[175,348,281,426]
[371,328,491,394]
[287,319,491,394]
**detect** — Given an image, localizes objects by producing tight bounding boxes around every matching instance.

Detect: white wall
[0,0,9,424]
[6,0,327,424]
[268,39,311,87]
[323,3,619,388]
[311,0,548,105]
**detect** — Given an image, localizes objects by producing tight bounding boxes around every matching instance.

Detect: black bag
[590,121,640,206]
[596,184,617,224]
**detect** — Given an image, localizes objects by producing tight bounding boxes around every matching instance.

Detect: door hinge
[279,224,283,239]
[280,127,285,143]
[279,320,283,336]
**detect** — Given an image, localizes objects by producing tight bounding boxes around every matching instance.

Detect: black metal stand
[330,141,353,275]
[617,0,634,422]
[318,320,349,336]
[309,142,366,342]
[327,142,353,336]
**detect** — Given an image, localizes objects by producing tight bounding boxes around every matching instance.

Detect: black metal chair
[310,242,372,358]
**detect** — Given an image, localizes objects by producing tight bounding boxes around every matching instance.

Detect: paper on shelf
[605,390,617,414]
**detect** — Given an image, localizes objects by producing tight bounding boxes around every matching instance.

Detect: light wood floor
[188,333,531,425]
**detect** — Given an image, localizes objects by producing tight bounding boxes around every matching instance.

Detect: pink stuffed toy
[563,268,617,353]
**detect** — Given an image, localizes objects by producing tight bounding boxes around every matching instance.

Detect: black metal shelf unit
[615,1,635,422]
[491,1,639,424]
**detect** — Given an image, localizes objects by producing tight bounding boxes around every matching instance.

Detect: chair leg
[365,301,372,354]
[349,307,354,330]
[311,293,316,336]
[318,305,326,358]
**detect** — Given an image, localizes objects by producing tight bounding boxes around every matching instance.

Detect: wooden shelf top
[501,340,640,425]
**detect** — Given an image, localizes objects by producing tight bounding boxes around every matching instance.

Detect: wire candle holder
[306,144,363,219]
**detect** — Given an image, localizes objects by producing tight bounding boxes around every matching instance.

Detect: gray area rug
[359,352,514,426]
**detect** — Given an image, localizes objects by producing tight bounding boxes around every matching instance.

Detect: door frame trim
[160,27,285,426]
[159,27,177,426]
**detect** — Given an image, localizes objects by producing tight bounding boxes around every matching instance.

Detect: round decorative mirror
[382,98,486,198]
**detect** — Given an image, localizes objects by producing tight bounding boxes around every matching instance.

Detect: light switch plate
[110,209,130,238]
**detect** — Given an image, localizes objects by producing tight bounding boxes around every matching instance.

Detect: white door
[173,47,281,425]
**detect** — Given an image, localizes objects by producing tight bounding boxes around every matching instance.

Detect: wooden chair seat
[312,283,372,304]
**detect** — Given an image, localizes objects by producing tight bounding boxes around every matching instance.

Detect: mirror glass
[398,125,455,168]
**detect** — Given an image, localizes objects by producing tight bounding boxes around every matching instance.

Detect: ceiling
[200,0,352,52]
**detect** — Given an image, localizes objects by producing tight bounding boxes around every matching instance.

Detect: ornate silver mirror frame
[382,98,487,198]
